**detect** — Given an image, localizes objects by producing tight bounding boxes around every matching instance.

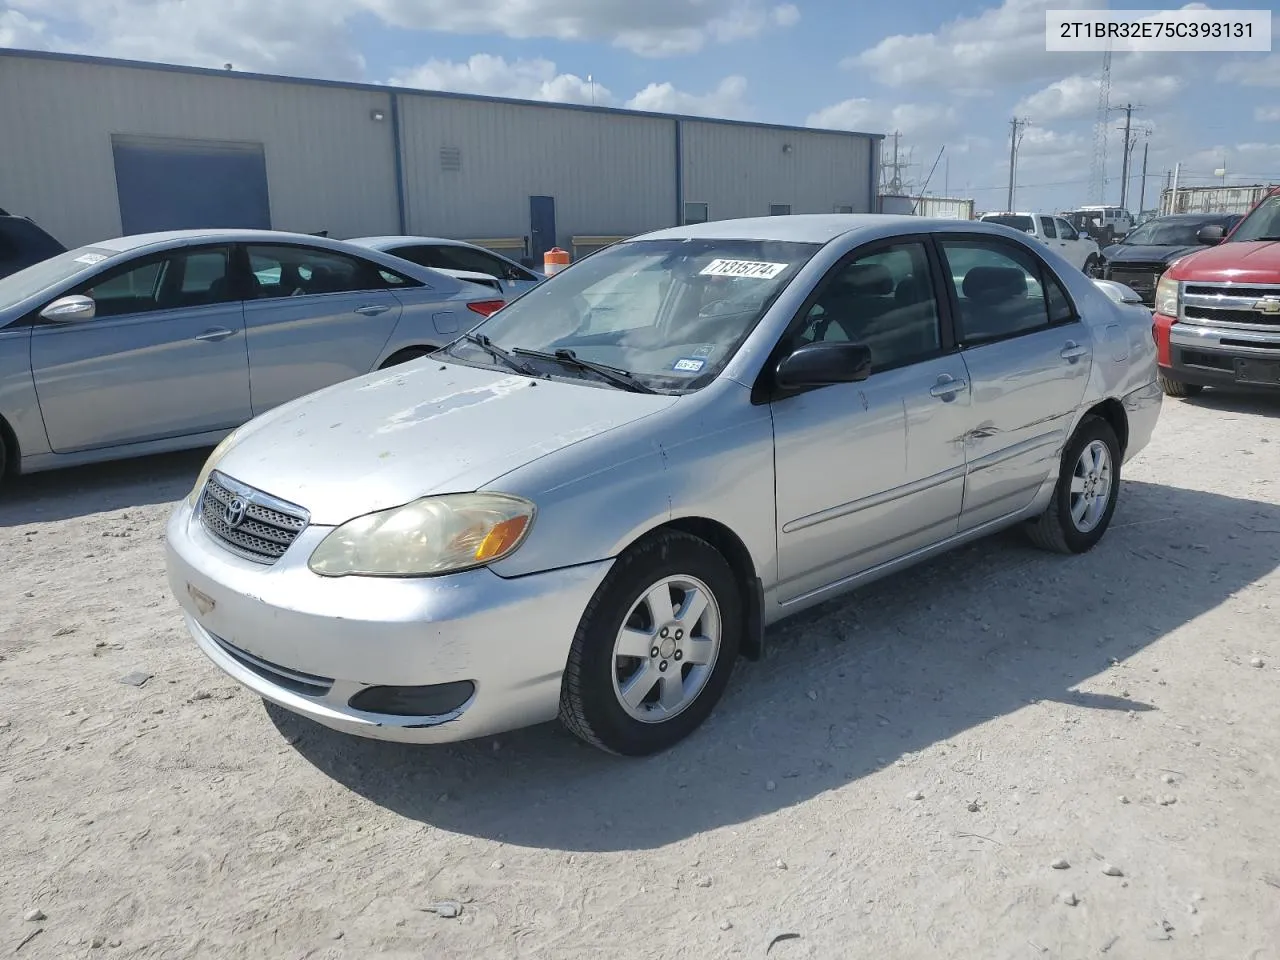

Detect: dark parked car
[0,214,66,280]
[1101,213,1242,306]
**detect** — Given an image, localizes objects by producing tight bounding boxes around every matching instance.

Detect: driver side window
[797,242,942,373]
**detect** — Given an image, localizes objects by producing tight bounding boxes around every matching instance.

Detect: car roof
[83,229,350,253]
[350,236,486,251]
[635,214,972,245]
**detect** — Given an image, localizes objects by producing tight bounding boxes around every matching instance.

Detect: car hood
[214,361,679,525]
[1102,243,1193,264]
[1166,240,1280,283]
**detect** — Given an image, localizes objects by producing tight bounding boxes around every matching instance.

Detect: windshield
[0,246,114,307]
[446,238,819,391]
[981,215,1034,233]
[1123,219,1221,247]
[1228,194,1280,243]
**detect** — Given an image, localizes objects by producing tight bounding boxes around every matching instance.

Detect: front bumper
[1158,315,1280,389]
[165,500,614,743]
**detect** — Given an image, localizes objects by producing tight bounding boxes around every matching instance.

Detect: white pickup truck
[977,211,1102,276]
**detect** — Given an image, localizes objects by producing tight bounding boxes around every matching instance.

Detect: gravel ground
[2,393,1279,960]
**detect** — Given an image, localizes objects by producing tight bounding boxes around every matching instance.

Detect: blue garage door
[112,135,271,236]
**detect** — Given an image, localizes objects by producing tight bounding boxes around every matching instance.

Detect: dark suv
[0,212,66,280]
[1101,213,1241,307]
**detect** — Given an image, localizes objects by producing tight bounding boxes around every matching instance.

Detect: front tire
[1083,254,1101,278]
[559,530,742,756]
[1157,372,1204,398]
[1026,416,1122,555]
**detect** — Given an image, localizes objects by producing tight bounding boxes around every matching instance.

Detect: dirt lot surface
[3,394,1279,960]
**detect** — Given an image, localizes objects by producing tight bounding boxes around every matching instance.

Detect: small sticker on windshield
[672,357,706,373]
[699,258,787,279]
[74,253,108,265]
[691,344,715,357]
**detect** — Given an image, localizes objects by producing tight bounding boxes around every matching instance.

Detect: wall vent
[440,146,462,171]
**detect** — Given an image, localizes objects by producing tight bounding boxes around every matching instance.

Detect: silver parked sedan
[0,230,505,479]
[349,236,544,299]
[165,215,1162,756]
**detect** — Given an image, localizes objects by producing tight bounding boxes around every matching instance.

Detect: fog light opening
[348,680,475,717]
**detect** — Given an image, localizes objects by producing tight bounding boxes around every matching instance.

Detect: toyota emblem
[224,496,248,528]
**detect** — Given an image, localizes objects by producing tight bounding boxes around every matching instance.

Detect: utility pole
[1006,117,1029,211]
[1115,103,1141,211]
[881,130,910,194]
[1138,140,1150,216]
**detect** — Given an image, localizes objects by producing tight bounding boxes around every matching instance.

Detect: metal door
[529,196,556,263]
[112,136,271,235]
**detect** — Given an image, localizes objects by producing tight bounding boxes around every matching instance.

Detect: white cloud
[366,0,798,57]
[626,75,751,119]
[806,98,958,138]
[1258,106,1280,122]
[393,55,751,119]
[4,0,800,79]
[0,9,48,48]
[1014,73,1182,121]
[393,55,610,106]
[847,0,1105,93]
[772,4,801,27]
[1218,54,1280,88]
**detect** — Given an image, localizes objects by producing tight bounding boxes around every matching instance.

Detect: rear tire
[1157,373,1204,398]
[379,347,433,369]
[0,431,7,489]
[559,530,742,756]
[1026,415,1121,555]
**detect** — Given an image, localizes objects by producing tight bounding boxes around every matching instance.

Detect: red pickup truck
[1153,185,1280,396]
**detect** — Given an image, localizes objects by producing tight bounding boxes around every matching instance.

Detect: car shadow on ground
[0,448,207,526]
[265,477,1276,852]
[1185,388,1280,417]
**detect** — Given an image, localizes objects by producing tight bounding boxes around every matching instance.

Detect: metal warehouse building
[0,49,881,263]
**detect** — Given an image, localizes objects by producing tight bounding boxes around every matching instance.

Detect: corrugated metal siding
[681,122,874,222]
[399,96,676,250]
[0,57,399,248]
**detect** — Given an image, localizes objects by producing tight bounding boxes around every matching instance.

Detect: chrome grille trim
[1180,281,1280,331]
[198,471,310,564]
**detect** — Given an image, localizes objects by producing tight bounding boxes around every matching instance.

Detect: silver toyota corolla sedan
[0,230,505,479]
[165,215,1162,756]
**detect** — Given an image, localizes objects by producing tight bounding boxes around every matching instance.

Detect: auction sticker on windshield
[699,259,788,279]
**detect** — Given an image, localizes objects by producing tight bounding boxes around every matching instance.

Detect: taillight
[466,299,506,317]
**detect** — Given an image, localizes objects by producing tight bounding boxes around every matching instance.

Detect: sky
[2,0,1279,213]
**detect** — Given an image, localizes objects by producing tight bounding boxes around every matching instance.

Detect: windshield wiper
[457,332,539,376]
[510,347,659,394]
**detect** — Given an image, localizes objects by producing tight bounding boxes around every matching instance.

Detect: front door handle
[1061,341,1088,361]
[929,376,967,399]
[194,327,234,342]
[354,304,391,316]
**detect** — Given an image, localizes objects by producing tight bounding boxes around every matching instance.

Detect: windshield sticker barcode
[699,259,788,279]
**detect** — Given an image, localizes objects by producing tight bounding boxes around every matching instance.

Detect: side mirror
[775,341,872,390]
[1196,224,1225,244]
[39,294,95,323]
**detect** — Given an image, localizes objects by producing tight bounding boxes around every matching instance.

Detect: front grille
[199,471,309,563]
[208,631,333,697]
[1108,265,1161,304]
[1181,282,1280,330]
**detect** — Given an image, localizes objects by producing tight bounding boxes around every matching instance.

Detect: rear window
[981,215,1035,233]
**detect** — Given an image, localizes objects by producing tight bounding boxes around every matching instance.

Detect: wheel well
[379,346,435,369]
[1085,398,1128,456]
[0,413,18,477]
[648,516,766,661]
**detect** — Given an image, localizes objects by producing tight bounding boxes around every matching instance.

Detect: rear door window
[246,244,395,299]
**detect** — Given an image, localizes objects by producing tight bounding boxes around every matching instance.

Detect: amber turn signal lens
[475,516,530,561]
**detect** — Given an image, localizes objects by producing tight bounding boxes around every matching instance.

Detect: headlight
[308,493,535,577]
[187,429,241,506]
[1154,275,1180,317]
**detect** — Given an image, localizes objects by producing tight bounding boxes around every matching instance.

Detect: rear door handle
[929,376,967,399]
[194,327,234,342]
[354,304,391,316]
[1061,341,1088,361]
